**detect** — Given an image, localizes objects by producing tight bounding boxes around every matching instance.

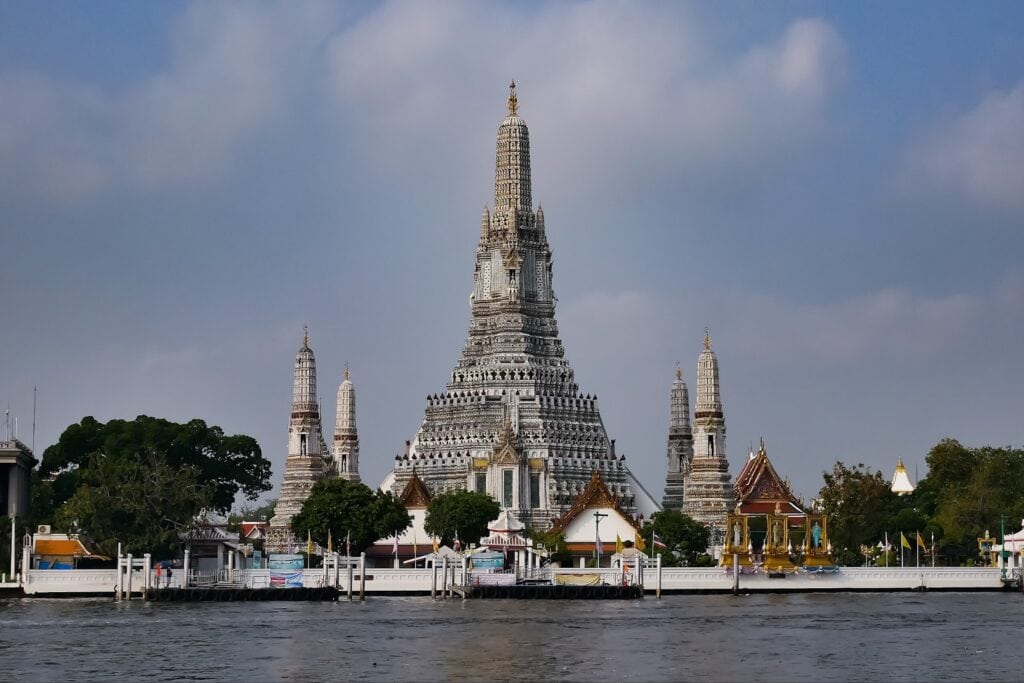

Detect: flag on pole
[653,533,667,549]
[900,532,911,549]
[327,529,333,555]
[596,534,603,557]
[432,536,439,554]
[346,530,351,558]
[453,531,462,552]
[413,529,418,559]
[615,534,623,554]
[306,529,315,555]
[634,532,647,552]
[392,533,399,557]
[916,532,926,549]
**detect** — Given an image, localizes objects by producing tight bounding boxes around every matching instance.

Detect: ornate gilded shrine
[719,441,833,570]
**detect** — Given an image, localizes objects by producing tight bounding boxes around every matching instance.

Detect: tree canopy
[424,490,500,546]
[640,509,711,566]
[32,415,271,560]
[55,452,213,559]
[819,461,901,565]
[40,415,271,514]
[290,479,411,553]
[915,439,1024,562]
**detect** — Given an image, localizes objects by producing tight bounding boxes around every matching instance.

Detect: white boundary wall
[17,566,1004,595]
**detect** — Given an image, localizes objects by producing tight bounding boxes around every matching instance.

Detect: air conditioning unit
[37,524,51,534]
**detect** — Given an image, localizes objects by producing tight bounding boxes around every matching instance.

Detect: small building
[0,438,36,517]
[369,470,433,568]
[180,512,241,578]
[550,470,644,568]
[32,530,109,569]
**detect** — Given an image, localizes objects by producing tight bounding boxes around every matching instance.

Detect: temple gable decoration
[399,471,433,509]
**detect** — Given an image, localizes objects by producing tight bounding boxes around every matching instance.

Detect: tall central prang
[385,83,654,528]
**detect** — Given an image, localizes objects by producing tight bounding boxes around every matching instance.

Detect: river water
[1,592,1021,681]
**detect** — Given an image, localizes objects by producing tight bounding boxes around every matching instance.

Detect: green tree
[41,415,271,514]
[819,461,900,565]
[290,479,411,553]
[424,490,500,546]
[528,528,571,566]
[54,452,213,559]
[640,509,710,567]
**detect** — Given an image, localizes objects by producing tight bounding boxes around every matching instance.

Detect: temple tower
[333,366,360,482]
[267,328,327,553]
[662,365,693,509]
[386,82,655,528]
[683,330,734,543]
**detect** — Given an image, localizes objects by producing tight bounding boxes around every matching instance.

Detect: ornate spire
[495,81,532,213]
[334,364,360,482]
[302,324,310,349]
[675,362,682,381]
[703,327,711,351]
[507,80,518,116]
[696,329,722,417]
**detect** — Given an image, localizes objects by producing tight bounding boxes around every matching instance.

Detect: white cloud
[324,4,845,203]
[0,3,340,201]
[902,81,1024,213]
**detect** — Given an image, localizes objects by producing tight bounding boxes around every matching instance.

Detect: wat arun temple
[268,84,738,551]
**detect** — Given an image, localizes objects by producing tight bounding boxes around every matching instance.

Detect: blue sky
[2,1,1022,506]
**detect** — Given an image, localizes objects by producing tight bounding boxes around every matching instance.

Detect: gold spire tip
[675,362,682,380]
[303,325,309,347]
[507,80,518,116]
[344,362,350,381]
[703,327,711,351]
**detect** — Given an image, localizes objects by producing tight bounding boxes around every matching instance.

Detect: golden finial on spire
[703,327,712,351]
[675,362,682,380]
[303,325,309,348]
[507,80,518,116]
[344,362,350,381]
[759,436,766,454]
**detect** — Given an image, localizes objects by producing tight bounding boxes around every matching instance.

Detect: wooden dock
[455,584,642,599]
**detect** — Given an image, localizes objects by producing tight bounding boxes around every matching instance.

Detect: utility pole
[593,511,607,567]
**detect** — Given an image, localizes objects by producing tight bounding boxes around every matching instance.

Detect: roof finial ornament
[759,436,766,454]
[344,361,350,381]
[507,80,518,116]
[703,327,711,351]
[303,324,309,348]
[675,362,682,380]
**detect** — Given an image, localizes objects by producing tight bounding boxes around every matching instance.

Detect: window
[707,435,715,458]
[529,473,541,509]
[300,434,307,456]
[475,473,486,494]
[503,470,514,508]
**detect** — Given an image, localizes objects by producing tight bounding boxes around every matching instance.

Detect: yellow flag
[616,534,623,554]
[635,531,647,552]
[307,529,314,555]
[916,532,926,549]
[432,536,439,554]
[900,532,911,549]
[327,529,333,554]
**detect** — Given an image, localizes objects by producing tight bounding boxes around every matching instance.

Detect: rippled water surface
[2,593,1022,681]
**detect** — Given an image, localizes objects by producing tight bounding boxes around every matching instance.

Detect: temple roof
[551,470,641,534]
[34,538,94,558]
[733,441,803,516]
[488,508,525,534]
[399,471,432,509]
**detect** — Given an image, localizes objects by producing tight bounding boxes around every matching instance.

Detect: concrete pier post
[183,549,191,588]
[431,561,437,600]
[732,553,739,595]
[359,553,365,601]
[441,556,448,600]
[656,554,662,599]
[143,554,152,596]
[126,554,133,600]
[116,544,123,601]
[347,556,354,601]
